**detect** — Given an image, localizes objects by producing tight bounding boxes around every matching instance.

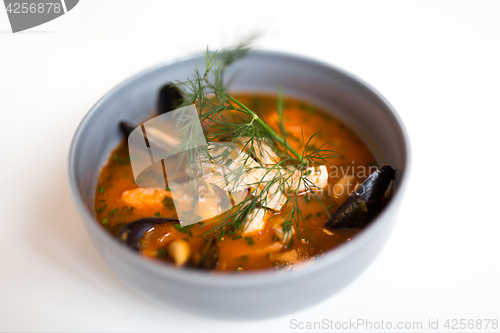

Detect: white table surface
[1,1,499,332]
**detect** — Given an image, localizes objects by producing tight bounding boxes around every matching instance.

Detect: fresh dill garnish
[172,38,338,246]
[108,208,118,216]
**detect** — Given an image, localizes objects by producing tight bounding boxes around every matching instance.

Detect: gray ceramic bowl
[68,50,410,319]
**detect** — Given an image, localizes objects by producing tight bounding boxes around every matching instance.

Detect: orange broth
[93,93,377,272]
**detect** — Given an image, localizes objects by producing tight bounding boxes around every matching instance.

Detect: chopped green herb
[130,206,134,211]
[304,169,312,177]
[244,236,255,246]
[162,196,175,208]
[99,186,104,194]
[298,102,316,114]
[97,208,101,213]
[157,248,167,258]
[108,208,118,216]
[305,213,313,221]
[218,229,225,241]
[155,212,161,217]
[327,203,334,211]
[112,154,130,165]
[174,223,194,233]
[232,235,242,240]
[102,218,108,224]
[316,212,322,217]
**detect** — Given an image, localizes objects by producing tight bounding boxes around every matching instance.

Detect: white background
[1,1,499,332]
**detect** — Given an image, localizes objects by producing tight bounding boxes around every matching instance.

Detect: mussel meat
[117,217,178,250]
[191,238,219,270]
[325,165,395,230]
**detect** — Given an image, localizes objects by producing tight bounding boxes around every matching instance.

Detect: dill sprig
[173,39,337,244]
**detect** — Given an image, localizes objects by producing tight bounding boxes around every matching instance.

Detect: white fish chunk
[242,208,267,235]
[288,165,329,192]
[186,144,288,211]
[271,218,295,243]
[238,137,280,165]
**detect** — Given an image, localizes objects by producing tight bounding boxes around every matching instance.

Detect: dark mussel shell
[119,120,135,137]
[117,217,178,250]
[157,82,183,115]
[325,165,395,230]
[119,83,183,138]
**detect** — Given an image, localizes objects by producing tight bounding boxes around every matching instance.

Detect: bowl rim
[68,49,412,286]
